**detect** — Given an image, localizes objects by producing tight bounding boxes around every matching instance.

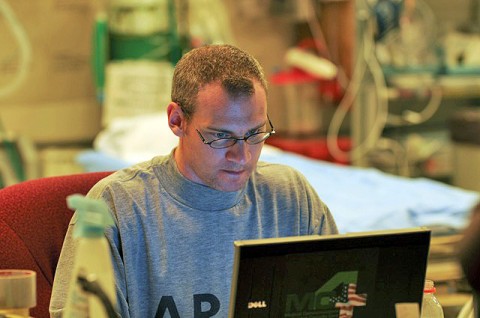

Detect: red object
[318,78,344,102]
[0,171,113,318]
[270,68,319,85]
[270,68,344,102]
[423,287,436,293]
[266,136,352,165]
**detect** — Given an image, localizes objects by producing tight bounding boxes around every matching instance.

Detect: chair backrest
[0,171,112,318]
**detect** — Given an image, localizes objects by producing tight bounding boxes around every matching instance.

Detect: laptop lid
[229,227,431,318]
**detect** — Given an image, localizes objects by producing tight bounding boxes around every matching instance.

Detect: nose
[225,140,251,164]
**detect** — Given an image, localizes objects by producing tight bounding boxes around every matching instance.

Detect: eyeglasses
[195,116,275,149]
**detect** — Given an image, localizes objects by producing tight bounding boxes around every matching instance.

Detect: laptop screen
[229,227,431,318]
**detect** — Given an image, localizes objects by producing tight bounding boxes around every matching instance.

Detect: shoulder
[251,161,315,197]
[254,161,309,184]
[253,161,338,235]
[88,155,168,197]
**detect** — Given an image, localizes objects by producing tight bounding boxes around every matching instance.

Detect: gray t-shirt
[50,152,338,317]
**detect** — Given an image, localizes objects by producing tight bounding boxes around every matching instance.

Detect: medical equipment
[0,118,39,188]
[93,0,182,103]
[325,0,443,174]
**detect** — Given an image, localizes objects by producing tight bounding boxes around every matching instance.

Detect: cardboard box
[0,0,102,143]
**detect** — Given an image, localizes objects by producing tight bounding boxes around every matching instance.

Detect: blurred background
[1,0,480,191]
[3,2,480,316]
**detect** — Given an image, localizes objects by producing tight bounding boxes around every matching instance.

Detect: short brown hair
[171,44,268,119]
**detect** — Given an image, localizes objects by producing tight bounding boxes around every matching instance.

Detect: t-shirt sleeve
[300,172,338,235]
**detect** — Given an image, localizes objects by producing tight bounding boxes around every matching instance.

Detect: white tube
[285,47,338,80]
[0,0,32,98]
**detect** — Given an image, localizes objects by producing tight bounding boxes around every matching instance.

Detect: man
[50,44,337,317]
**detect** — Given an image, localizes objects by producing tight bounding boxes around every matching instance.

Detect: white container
[450,108,480,192]
[0,270,36,318]
[452,143,480,192]
[421,280,444,318]
[63,195,116,318]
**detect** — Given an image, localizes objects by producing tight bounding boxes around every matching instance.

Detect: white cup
[0,270,36,317]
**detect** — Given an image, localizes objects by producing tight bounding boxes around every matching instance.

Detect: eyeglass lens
[209,132,272,149]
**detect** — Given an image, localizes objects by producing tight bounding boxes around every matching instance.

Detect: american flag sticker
[330,283,367,318]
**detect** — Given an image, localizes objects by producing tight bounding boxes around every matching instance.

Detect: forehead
[194,81,267,124]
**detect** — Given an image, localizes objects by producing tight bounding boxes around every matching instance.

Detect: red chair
[0,171,112,318]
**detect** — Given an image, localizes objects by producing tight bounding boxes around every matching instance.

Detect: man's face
[172,81,268,192]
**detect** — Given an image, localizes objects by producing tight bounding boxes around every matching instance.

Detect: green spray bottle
[63,194,117,318]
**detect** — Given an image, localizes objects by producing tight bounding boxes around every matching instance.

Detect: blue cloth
[77,149,480,234]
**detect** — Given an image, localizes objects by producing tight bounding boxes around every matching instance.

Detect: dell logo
[248,300,267,309]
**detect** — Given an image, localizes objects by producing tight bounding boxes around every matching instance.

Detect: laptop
[228,227,431,318]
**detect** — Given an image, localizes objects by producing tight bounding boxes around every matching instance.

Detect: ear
[167,102,186,137]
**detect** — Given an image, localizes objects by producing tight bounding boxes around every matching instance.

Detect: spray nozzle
[67,194,114,238]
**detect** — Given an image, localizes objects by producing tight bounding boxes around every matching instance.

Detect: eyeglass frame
[195,115,275,149]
